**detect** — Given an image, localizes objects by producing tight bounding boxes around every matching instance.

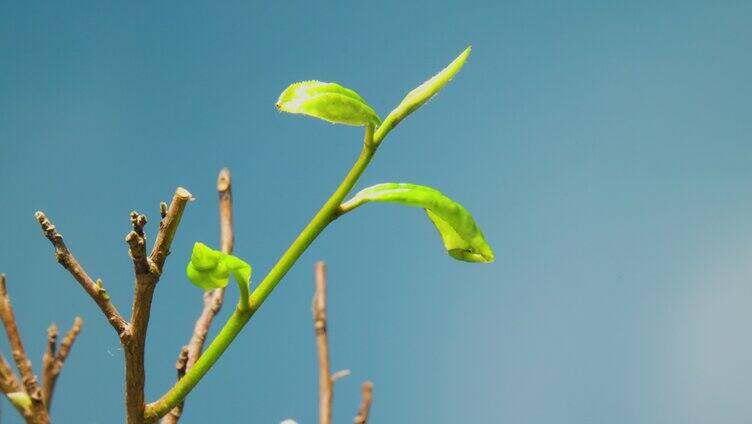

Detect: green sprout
[186,242,251,311]
[145,46,491,421]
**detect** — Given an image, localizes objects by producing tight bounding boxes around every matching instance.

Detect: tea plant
[0,47,492,423]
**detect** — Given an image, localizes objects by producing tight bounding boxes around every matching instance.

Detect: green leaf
[186,242,252,291]
[341,183,494,263]
[375,46,471,144]
[276,81,381,127]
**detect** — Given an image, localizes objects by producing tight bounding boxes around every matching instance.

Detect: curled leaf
[186,242,252,291]
[276,81,381,127]
[375,47,471,143]
[340,183,494,263]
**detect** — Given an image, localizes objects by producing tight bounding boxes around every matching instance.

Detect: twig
[35,212,129,337]
[330,369,351,383]
[0,352,33,420]
[161,347,189,424]
[353,382,373,424]
[125,187,191,424]
[42,317,82,410]
[0,352,23,394]
[313,261,332,424]
[163,169,234,423]
[0,275,49,423]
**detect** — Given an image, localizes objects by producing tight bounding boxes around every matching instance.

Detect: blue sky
[1,1,751,423]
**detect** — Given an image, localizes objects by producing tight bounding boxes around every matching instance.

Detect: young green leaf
[186,242,252,292]
[374,47,471,144]
[339,183,494,263]
[276,81,381,127]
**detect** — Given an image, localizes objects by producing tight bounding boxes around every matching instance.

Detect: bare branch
[0,275,50,423]
[0,352,23,394]
[35,212,128,336]
[165,169,234,422]
[161,346,189,424]
[42,317,82,410]
[149,187,192,270]
[125,187,191,424]
[0,351,34,420]
[217,167,234,254]
[314,261,332,424]
[353,382,373,424]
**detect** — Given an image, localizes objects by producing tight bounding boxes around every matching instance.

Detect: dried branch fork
[37,187,192,424]
[41,317,82,409]
[163,168,234,424]
[0,274,82,423]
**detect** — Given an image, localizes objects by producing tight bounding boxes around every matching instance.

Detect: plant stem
[145,126,376,422]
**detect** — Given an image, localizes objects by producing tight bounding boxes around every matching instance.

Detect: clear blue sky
[2,1,751,423]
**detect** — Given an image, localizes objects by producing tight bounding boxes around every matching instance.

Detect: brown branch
[0,275,49,423]
[42,317,82,410]
[0,351,34,421]
[161,346,189,424]
[164,168,234,423]
[35,212,129,337]
[353,382,373,424]
[313,261,332,424]
[0,352,23,394]
[125,187,191,424]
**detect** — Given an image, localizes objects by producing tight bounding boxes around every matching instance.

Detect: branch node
[94,279,111,300]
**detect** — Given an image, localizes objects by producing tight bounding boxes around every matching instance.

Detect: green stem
[144,126,376,422]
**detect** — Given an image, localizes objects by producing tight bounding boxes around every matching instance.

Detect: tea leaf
[375,47,471,143]
[341,183,494,263]
[186,242,252,291]
[276,81,381,127]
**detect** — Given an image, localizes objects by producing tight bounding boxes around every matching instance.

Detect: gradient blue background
[2,1,751,423]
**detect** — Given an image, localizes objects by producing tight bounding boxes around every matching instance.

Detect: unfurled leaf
[375,47,471,143]
[276,81,381,127]
[186,242,252,291]
[341,183,494,263]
